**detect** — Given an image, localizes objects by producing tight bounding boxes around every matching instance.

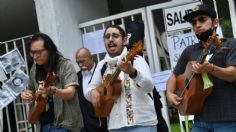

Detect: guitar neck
[109,68,121,85]
[198,53,208,64]
[106,40,143,86]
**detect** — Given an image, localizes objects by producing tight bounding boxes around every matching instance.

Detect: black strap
[88,63,97,84]
[147,92,153,100]
[100,62,107,76]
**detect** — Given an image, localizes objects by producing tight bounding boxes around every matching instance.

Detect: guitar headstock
[125,40,143,62]
[44,72,57,87]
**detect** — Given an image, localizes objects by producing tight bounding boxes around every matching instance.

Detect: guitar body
[176,61,213,115]
[27,72,57,124]
[28,94,47,123]
[95,74,122,117]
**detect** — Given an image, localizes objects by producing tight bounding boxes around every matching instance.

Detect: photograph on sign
[0,48,25,74]
[0,87,15,110]
[3,68,29,96]
[0,66,7,81]
[163,2,201,32]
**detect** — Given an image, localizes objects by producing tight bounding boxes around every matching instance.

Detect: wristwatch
[129,69,137,79]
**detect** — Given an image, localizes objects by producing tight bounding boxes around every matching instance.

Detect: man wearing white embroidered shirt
[86,25,157,132]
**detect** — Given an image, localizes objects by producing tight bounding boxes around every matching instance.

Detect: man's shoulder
[221,38,236,48]
[58,56,70,63]
[97,59,106,67]
[58,57,74,67]
[222,38,236,44]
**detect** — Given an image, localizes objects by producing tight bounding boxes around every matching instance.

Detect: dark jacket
[77,71,108,132]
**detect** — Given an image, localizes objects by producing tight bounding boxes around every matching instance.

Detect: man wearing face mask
[166,4,236,132]
[75,48,108,132]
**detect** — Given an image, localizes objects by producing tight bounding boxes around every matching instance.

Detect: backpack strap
[148,92,153,100]
[101,62,107,76]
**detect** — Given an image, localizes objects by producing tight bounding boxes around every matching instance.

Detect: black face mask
[196,28,214,42]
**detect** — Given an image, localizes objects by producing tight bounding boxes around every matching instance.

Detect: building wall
[34,0,108,68]
[0,0,38,41]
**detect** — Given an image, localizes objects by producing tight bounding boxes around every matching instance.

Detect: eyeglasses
[30,49,45,57]
[104,33,121,39]
[190,16,208,26]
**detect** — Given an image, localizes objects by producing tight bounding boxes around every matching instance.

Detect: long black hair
[29,33,62,81]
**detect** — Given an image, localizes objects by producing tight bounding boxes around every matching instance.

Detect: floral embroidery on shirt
[124,77,134,125]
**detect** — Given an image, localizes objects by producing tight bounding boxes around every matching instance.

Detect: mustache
[80,66,88,69]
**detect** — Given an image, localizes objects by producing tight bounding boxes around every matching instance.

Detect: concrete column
[34,0,108,64]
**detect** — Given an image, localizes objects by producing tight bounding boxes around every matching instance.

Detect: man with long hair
[21,33,83,132]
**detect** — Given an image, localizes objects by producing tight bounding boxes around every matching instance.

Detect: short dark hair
[103,25,126,38]
[29,33,62,81]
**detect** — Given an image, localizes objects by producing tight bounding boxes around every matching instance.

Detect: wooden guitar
[94,40,143,117]
[28,72,57,124]
[176,35,221,115]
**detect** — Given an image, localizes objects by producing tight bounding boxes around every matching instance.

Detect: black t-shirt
[39,95,54,125]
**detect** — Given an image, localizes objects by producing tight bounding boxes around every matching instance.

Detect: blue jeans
[41,123,70,132]
[192,121,236,132]
[110,125,157,132]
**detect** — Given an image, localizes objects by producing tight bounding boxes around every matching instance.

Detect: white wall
[34,0,108,67]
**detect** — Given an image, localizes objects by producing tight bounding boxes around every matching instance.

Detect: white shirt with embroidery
[86,48,157,130]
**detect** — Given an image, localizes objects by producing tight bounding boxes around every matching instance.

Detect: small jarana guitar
[28,72,57,123]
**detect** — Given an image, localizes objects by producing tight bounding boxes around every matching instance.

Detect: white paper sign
[0,49,28,109]
[82,29,106,54]
[167,32,199,69]
[163,2,201,31]
[152,70,172,91]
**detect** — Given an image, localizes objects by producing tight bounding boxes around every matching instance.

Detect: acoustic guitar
[94,40,143,117]
[176,35,221,115]
[28,72,57,124]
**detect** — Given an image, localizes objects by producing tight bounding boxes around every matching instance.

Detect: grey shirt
[28,57,83,132]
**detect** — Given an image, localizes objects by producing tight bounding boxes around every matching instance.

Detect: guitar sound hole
[103,88,107,96]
